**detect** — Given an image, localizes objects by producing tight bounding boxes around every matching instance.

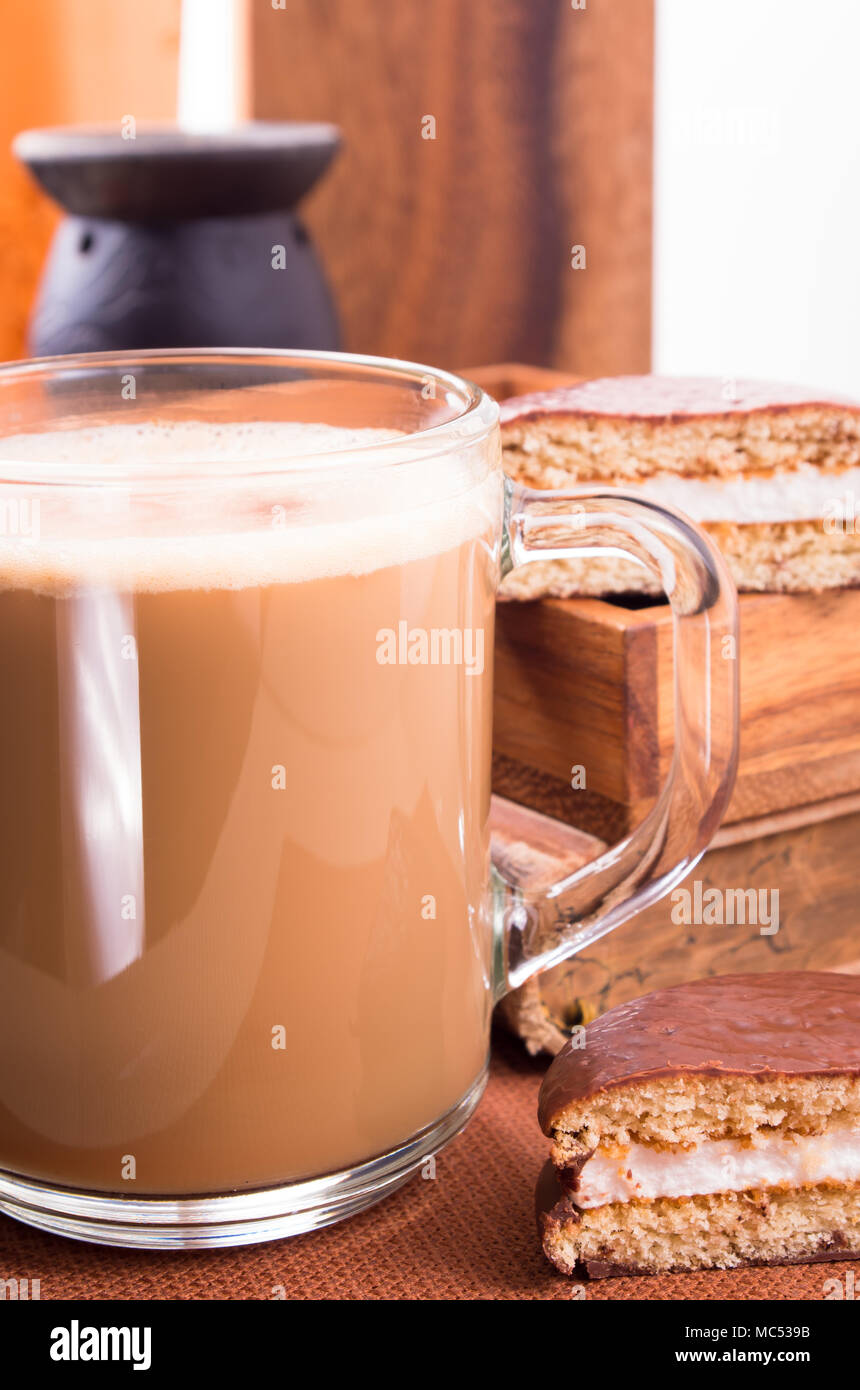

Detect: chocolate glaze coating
[500,375,860,427]
[539,972,860,1135]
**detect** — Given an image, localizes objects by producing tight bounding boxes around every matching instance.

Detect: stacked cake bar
[537,972,860,1277]
[500,376,860,596]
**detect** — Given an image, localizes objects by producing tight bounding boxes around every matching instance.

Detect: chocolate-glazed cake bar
[499,375,860,596]
[537,973,860,1277]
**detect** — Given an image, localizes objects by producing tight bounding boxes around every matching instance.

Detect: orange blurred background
[0,0,181,360]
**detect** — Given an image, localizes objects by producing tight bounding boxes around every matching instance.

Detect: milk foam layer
[0,421,500,593]
[0,419,405,472]
[575,1122,860,1208]
[629,464,860,524]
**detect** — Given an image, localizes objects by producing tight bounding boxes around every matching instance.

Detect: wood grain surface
[494,587,860,833]
[493,792,860,1053]
[251,0,653,372]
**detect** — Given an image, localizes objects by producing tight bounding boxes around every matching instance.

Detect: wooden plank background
[251,0,654,373]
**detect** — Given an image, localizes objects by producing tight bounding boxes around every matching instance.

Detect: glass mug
[0,351,738,1247]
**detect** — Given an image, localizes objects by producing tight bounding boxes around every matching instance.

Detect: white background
[654,0,860,396]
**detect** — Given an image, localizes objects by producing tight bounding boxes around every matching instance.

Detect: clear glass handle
[493,479,740,997]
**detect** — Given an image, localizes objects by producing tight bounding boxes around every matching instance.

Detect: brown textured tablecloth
[1,1032,855,1301]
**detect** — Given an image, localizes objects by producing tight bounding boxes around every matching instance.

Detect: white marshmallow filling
[621,463,860,524]
[572,1121,860,1209]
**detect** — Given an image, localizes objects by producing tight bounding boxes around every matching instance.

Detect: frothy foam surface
[0,422,500,594]
[0,419,404,473]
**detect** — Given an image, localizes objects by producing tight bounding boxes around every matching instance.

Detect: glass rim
[0,347,499,487]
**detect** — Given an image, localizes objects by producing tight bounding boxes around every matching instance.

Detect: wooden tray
[490,791,860,1054]
[494,588,860,841]
[471,363,860,1050]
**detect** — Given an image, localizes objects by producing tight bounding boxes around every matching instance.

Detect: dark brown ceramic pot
[14,122,341,356]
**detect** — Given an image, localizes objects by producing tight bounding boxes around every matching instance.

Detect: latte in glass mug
[0,352,738,1247]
